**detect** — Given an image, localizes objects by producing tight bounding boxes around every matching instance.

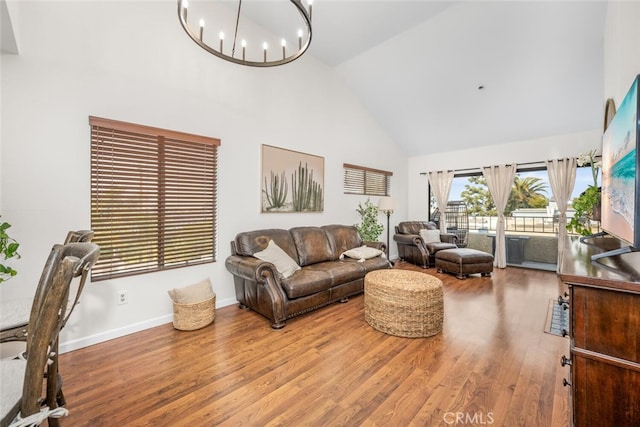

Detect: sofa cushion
[425,241,458,253]
[280,264,334,298]
[290,226,333,267]
[234,229,298,261]
[365,256,392,272]
[343,256,390,273]
[280,259,372,299]
[167,278,214,304]
[322,224,362,260]
[254,240,301,279]
[340,246,384,262]
[329,260,367,283]
[419,229,441,244]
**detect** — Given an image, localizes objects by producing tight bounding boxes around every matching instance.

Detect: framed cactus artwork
[261,144,324,213]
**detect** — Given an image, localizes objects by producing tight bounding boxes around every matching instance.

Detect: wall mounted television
[588,74,640,267]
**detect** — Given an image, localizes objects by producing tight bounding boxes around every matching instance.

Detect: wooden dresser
[559,235,640,426]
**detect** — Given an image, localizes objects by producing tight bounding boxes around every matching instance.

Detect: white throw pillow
[339,245,385,262]
[168,278,214,304]
[253,239,301,278]
[419,229,441,244]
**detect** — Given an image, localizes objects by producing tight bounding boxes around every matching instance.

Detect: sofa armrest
[225,254,288,329]
[440,233,458,245]
[393,233,420,246]
[225,255,279,284]
[362,240,387,254]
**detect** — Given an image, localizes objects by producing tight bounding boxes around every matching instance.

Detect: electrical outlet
[118,290,129,305]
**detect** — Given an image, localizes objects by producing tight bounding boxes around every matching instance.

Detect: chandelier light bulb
[281,39,287,47]
[181,0,188,20]
[241,39,247,48]
[199,18,204,28]
[219,32,225,40]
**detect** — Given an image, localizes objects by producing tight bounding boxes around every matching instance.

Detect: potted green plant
[567,150,601,236]
[0,217,20,283]
[355,198,384,242]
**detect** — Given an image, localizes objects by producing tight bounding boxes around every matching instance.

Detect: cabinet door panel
[571,286,640,363]
[572,355,640,426]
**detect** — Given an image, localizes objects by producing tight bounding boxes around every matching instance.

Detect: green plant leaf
[0,217,20,282]
[355,198,384,241]
[566,186,600,236]
[5,242,19,258]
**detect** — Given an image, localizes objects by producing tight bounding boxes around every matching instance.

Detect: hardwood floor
[56,263,570,426]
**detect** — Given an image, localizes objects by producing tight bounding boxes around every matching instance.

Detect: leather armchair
[393,221,457,268]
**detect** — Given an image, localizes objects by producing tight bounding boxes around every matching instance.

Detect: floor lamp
[378,197,395,263]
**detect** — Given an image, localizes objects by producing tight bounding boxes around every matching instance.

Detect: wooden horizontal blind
[90,116,220,280]
[343,163,392,196]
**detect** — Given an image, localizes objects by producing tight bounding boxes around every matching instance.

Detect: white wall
[0,1,407,352]
[604,1,640,104]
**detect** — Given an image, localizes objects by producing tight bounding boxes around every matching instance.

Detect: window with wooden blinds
[90,116,220,280]
[343,163,392,196]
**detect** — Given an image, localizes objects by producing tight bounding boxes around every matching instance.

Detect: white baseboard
[58,314,173,354]
[59,296,238,354]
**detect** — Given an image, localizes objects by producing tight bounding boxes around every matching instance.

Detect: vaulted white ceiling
[308,0,607,157]
[3,0,607,159]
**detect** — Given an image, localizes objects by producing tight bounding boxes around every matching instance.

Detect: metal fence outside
[467,215,601,235]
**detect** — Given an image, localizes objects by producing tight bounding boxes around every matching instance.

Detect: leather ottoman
[435,248,493,279]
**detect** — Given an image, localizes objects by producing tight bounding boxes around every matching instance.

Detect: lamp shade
[378,196,395,212]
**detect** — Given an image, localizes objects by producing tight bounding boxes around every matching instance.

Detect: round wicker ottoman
[364,270,443,338]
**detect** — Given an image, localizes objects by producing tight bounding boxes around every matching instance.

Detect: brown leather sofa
[393,221,457,268]
[225,224,390,329]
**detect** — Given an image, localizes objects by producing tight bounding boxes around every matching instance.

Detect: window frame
[89,116,220,281]
[427,163,598,227]
[343,163,392,196]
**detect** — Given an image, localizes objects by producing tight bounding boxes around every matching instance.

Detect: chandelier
[177,0,313,67]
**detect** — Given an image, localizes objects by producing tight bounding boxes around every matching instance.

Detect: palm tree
[506,175,548,213]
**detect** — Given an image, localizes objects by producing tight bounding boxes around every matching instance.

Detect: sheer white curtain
[546,158,577,270]
[483,164,516,268]
[428,170,454,234]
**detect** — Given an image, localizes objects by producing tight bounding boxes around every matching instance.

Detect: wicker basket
[172,294,216,331]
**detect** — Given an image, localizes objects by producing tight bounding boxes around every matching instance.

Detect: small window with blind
[90,116,220,281]
[343,163,392,196]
